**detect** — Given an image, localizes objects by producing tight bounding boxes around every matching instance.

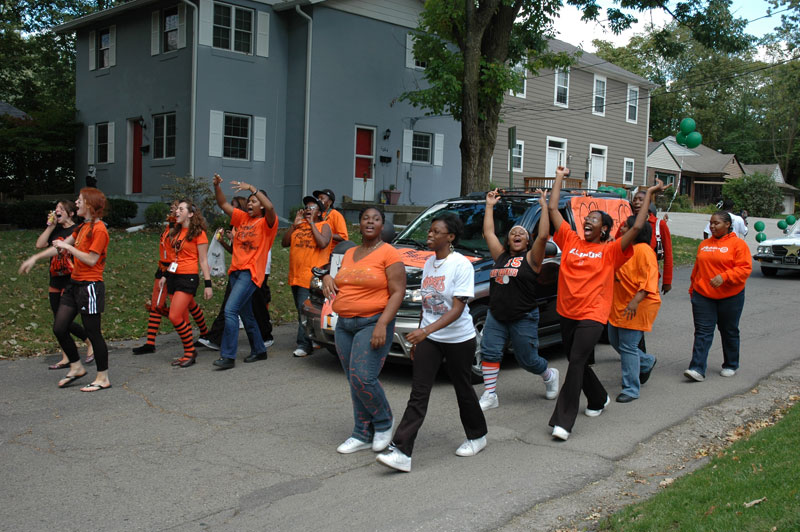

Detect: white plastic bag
[208,237,226,277]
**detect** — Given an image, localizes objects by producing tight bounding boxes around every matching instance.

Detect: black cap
[313,188,336,204]
[302,195,324,211]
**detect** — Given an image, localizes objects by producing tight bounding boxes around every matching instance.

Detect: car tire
[469,304,488,385]
[761,265,778,277]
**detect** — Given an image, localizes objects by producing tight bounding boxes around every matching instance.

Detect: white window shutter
[433,134,444,166]
[209,110,223,157]
[256,12,269,57]
[198,0,212,46]
[253,116,267,161]
[151,11,160,55]
[178,4,187,49]
[109,25,116,67]
[88,125,95,164]
[107,122,115,163]
[88,31,96,70]
[405,33,415,69]
[402,129,413,163]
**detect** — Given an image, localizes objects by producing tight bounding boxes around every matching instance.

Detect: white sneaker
[336,437,372,454]
[552,425,570,441]
[720,368,737,377]
[263,339,274,350]
[544,368,559,400]
[372,424,394,452]
[479,390,499,411]
[376,447,411,472]
[584,395,610,417]
[455,435,487,457]
[293,347,309,358]
[196,337,219,351]
[684,368,705,382]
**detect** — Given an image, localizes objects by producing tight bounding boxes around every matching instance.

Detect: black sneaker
[244,352,268,363]
[212,357,235,370]
[132,344,156,355]
[639,358,657,385]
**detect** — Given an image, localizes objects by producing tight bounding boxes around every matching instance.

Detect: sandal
[49,361,71,370]
[58,372,87,388]
[80,382,112,392]
[172,354,196,368]
[84,354,95,365]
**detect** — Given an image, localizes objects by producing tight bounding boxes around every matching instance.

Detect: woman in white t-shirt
[376,213,488,472]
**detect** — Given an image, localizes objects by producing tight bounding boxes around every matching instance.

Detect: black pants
[49,291,87,342]
[392,337,487,457]
[549,318,607,432]
[207,275,272,345]
[54,306,108,371]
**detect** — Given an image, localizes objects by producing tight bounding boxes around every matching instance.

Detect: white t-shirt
[420,252,475,343]
[704,212,748,239]
[265,249,272,275]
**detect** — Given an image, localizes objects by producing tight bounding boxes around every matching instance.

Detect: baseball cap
[302,195,324,211]
[313,188,336,204]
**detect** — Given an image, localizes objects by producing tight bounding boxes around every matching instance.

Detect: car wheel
[469,305,488,385]
[761,265,778,277]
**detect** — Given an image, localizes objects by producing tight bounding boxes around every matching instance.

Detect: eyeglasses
[305,205,319,211]
[428,229,451,236]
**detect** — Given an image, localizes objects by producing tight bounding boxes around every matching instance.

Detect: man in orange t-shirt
[211,174,278,370]
[282,195,332,357]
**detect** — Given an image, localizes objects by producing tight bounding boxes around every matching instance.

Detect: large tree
[402,0,751,194]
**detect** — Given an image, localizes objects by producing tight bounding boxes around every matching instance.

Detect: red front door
[132,121,142,193]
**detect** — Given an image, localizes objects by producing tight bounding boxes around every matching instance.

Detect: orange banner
[569,197,632,239]
[397,248,482,268]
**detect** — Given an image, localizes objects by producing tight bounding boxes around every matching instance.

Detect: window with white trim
[223,113,250,160]
[213,2,253,54]
[655,171,675,187]
[97,28,111,69]
[508,140,524,172]
[402,129,444,166]
[623,158,635,184]
[509,63,526,98]
[405,33,426,69]
[593,74,606,116]
[96,123,110,163]
[554,68,569,107]
[627,85,639,123]
[412,132,432,163]
[164,7,179,52]
[153,113,176,159]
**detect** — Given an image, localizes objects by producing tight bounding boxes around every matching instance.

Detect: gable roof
[547,39,657,89]
[742,163,779,178]
[0,101,30,119]
[655,136,740,176]
[54,0,162,33]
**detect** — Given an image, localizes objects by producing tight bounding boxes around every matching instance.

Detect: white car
[753,220,800,276]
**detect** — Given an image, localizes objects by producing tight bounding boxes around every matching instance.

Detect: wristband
[204,279,212,288]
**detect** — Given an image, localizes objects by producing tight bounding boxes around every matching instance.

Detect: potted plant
[382,184,401,205]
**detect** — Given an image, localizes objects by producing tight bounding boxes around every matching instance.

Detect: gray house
[742,163,798,215]
[491,39,656,191]
[54,0,462,219]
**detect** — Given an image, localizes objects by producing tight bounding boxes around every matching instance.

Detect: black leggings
[49,292,88,342]
[53,304,108,371]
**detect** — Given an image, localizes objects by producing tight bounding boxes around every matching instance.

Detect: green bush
[4,200,54,228]
[144,202,170,228]
[104,198,138,227]
[161,173,219,220]
[656,193,692,212]
[723,173,783,217]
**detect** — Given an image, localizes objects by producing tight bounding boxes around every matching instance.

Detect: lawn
[600,400,800,531]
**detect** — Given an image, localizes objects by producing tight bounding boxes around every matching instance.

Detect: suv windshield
[394,200,530,255]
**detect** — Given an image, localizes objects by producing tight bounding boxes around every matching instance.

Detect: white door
[588,146,606,189]
[545,138,566,177]
[352,126,375,202]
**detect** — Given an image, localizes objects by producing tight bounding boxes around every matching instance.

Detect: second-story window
[593,75,606,115]
[213,2,253,54]
[164,7,179,52]
[509,63,527,98]
[223,113,250,160]
[97,29,111,69]
[554,68,569,107]
[154,113,176,159]
[627,85,639,123]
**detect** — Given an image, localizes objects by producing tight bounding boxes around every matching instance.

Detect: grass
[671,235,702,267]
[600,401,800,531]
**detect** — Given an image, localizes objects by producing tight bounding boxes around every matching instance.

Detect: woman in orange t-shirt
[321,206,405,454]
[158,200,213,367]
[608,216,661,403]
[19,187,112,392]
[547,167,667,441]
[684,211,752,382]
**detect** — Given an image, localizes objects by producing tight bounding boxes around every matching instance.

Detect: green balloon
[686,131,703,149]
[618,188,627,198]
[778,220,788,230]
[676,132,687,146]
[756,232,767,242]
[754,220,765,231]
[680,118,696,135]
[786,215,797,225]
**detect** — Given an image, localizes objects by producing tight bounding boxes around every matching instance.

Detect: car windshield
[790,221,800,236]
[394,200,530,255]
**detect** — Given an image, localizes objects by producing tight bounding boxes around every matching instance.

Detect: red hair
[80,187,106,219]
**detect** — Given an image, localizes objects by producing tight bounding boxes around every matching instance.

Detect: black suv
[302,189,632,379]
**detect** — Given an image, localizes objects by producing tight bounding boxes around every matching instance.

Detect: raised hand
[535,188,547,206]
[213,173,223,187]
[486,188,501,206]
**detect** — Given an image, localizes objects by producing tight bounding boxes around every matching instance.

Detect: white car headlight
[310,276,323,291]
[404,289,422,303]
[757,245,771,255]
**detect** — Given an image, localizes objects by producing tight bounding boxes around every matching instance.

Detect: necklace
[361,240,382,252]
[432,251,451,270]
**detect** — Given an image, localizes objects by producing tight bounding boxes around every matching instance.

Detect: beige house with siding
[742,163,798,214]
[491,39,656,190]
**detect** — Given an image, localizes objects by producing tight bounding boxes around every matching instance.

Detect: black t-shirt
[48,224,76,289]
[488,251,539,322]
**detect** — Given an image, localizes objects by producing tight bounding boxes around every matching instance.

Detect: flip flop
[80,383,112,393]
[84,354,95,365]
[58,372,87,388]
[48,361,71,370]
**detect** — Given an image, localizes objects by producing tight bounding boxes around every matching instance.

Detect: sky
[553,0,783,51]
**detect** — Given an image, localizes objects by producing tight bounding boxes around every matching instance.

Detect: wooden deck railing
[523,176,584,190]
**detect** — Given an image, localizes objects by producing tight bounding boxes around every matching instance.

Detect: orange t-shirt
[608,243,661,332]
[70,221,109,282]
[172,227,208,275]
[288,220,330,288]
[554,223,633,323]
[689,232,752,299]
[159,225,174,267]
[332,244,404,318]
[323,208,350,256]
[229,209,278,287]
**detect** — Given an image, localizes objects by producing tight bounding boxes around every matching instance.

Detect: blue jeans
[220,270,264,360]
[480,308,548,375]
[689,290,745,376]
[608,324,655,398]
[291,285,312,352]
[335,315,395,442]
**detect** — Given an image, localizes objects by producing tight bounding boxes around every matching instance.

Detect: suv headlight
[757,245,771,255]
[404,289,422,303]
[310,276,323,291]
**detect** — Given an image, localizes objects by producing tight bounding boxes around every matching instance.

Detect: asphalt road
[2,220,798,532]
